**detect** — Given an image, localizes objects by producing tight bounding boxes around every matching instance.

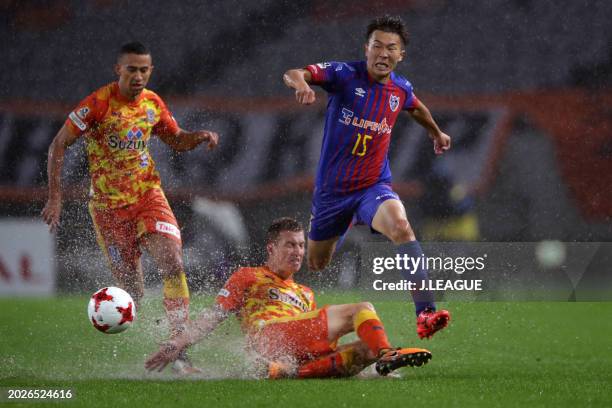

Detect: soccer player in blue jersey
[283,15,451,339]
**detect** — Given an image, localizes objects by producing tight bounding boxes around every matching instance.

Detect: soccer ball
[87,287,136,334]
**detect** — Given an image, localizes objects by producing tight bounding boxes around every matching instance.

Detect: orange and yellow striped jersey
[65,82,180,209]
[216,266,317,332]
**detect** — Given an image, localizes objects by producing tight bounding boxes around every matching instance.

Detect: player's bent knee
[346,302,375,321]
[389,220,415,244]
[357,302,375,312]
[308,254,330,271]
[308,239,336,271]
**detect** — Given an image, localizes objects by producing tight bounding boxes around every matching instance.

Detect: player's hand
[433,132,451,155]
[199,130,219,151]
[295,85,316,105]
[41,196,62,233]
[145,340,183,372]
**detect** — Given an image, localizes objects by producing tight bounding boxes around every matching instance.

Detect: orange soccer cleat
[375,348,432,376]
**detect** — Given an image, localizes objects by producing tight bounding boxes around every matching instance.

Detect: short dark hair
[366,15,409,46]
[266,217,304,243]
[118,41,150,58]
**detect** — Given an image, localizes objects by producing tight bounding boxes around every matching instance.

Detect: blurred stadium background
[1,0,611,298]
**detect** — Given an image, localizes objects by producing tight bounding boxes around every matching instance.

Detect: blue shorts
[308,183,400,241]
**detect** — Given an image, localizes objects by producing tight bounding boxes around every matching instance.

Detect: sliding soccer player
[146,218,432,378]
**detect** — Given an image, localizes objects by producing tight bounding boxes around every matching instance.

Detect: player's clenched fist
[283,69,316,105]
[295,86,316,105]
[198,130,219,151]
[433,132,451,155]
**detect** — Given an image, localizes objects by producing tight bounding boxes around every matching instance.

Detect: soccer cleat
[375,348,432,376]
[171,350,202,376]
[356,364,403,379]
[417,308,451,339]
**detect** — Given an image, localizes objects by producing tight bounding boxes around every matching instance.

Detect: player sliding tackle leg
[283,15,451,338]
[272,302,432,378]
[145,298,431,378]
[145,217,432,378]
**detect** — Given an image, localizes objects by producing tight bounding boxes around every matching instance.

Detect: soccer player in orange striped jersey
[145,218,432,378]
[42,42,219,375]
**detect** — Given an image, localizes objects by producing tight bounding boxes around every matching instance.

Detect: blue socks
[397,240,436,315]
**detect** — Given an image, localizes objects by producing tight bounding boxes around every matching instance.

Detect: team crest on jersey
[126,126,144,140]
[146,109,155,124]
[389,94,400,112]
[139,152,149,168]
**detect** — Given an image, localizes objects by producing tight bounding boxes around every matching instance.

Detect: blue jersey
[306,61,418,193]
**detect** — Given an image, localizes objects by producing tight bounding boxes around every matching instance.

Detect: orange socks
[298,353,342,378]
[353,309,392,356]
[296,346,363,378]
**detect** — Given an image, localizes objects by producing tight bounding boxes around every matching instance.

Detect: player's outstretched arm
[159,129,219,152]
[283,69,316,105]
[409,99,451,155]
[41,124,80,233]
[145,306,228,372]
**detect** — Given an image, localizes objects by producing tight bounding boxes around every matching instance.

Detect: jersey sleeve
[305,61,350,93]
[404,92,419,110]
[152,97,180,137]
[64,91,106,136]
[215,268,254,313]
[402,81,418,110]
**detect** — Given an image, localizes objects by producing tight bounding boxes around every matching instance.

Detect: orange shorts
[247,308,336,362]
[89,188,181,269]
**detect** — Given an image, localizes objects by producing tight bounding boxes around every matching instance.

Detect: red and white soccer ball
[87,287,136,334]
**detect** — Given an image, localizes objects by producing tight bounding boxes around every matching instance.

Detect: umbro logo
[376,193,396,200]
[355,88,366,97]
